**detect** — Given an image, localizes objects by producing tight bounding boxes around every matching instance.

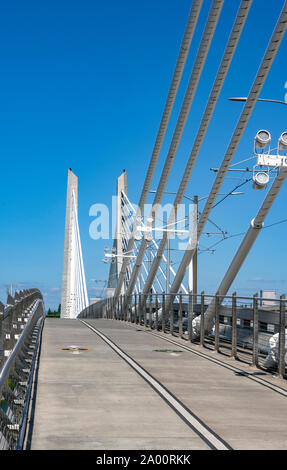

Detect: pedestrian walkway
[30,318,287,450]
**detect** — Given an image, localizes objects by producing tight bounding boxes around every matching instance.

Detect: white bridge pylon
[61,169,88,319]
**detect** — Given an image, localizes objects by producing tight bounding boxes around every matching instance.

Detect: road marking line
[80,319,232,451]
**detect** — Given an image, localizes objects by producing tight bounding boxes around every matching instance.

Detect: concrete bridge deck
[30,318,287,450]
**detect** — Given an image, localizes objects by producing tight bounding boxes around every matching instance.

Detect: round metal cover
[59,345,90,353]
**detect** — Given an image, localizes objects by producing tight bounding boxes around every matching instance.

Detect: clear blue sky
[0,0,286,310]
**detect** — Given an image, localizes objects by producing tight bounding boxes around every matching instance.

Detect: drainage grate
[152,349,183,354]
[59,345,90,354]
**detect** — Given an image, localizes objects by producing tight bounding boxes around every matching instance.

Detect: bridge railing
[0,289,45,450]
[102,291,287,380]
[78,298,106,319]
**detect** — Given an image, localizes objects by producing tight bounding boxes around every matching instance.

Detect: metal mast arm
[113,0,203,299]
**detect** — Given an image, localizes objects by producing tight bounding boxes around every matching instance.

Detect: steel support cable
[147,246,168,293]
[132,238,163,293]
[126,226,164,294]
[125,0,225,298]
[204,167,287,330]
[72,191,88,313]
[121,217,135,287]
[121,194,144,288]
[139,0,252,305]
[122,211,136,290]
[118,196,135,289]
[121,214,149,293]
[141,257,160,293]
[166,2,287,314]
[151,238,188,294]
[114,1,203,298]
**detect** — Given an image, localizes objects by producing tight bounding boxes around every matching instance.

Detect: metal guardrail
[0,289,45,450]
[78,298,107,319]
[82,292,287,380]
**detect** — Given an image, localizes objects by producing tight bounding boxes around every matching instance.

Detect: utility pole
[188,195,198,298]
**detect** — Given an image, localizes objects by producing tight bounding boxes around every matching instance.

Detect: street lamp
[254,129,271,152]
[278,132,287,151]
[228,97,287,106]
[253,171,269,190]
[252,129,287,190]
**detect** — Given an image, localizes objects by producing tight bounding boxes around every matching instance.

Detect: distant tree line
[46,304,61,318]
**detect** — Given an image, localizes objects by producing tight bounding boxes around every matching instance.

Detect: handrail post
[200,291,205,347]
[111,297,114,319]
[252,293,259,368]
[214,295,220,353]
[120,295,123,321]
[188,291,193,343]
[162,292,166,333]
[155,293,159,331]
[130,294,132,323]
[0,311,3,368]
[137,293,141,325]
[278,294,286,379]
[170,293,174,336]
[179,292,183,339]
[149,292,152,329]
[124,296,127,321]
[133,294,137,324]
[231,292,237,359]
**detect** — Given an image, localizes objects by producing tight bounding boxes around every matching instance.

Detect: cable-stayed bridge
[1,0,287,451]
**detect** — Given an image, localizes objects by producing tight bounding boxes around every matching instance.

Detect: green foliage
[0,398,8,412]
[8,378,15,391]
[46,305,61,318]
